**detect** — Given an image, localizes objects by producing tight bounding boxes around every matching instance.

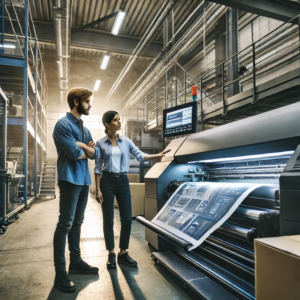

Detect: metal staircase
[39,160,57,199]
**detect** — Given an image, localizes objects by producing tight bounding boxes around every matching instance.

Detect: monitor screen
[163,101,198,138]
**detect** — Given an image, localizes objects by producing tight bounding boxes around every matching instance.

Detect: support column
[1,0,4,54]
[226,8,239,98]
[298,16,300,78]
[33,41,38,197]
[41,102,43,164]
[23,0,28,204]
[0,87,7,225]
[40,77,43,181]
[163,16,168,108]
[215,14,226,90]
[155,79,158,127]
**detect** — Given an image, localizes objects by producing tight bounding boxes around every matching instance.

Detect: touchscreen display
[163,102,197,138]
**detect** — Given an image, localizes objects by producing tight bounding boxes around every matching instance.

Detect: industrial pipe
[124,3,226,109]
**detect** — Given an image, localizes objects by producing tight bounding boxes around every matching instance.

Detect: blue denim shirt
[53,112,100,185]
[94,135,148,175]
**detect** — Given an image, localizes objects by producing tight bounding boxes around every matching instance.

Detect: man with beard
[52,87,100,293]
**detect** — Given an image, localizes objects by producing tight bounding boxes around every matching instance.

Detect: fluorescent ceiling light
[94,80,101,91]
[27,121,35,138]
[189,151,294,164]
[0,44,16,49]
[101,54,110,70]
[58,60,63,78]
[111,10,126,35]
[36,135,41,145]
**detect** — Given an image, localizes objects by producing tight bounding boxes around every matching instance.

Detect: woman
[94,111,170,269]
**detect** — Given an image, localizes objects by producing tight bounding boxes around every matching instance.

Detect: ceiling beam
[33,22,162,58]
[208,0,300,23]
[71,11,118,34]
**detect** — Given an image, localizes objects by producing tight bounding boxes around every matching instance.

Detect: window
[90,122,100,130]
[90,115,101,121]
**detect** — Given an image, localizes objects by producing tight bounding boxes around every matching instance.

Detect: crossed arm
[53,122,97,160]
[76,141,96,159]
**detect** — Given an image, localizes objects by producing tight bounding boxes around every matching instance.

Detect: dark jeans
[100,172,132,250]
[53,180,89,272]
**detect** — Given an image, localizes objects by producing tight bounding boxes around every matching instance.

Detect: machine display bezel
[163,101,198,138]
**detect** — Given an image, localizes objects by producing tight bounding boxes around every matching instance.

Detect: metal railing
[138,13,300,130]
[198,14,300,118]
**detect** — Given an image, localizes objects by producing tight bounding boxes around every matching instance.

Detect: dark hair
[67,87,93,109]
[102,111,119,134]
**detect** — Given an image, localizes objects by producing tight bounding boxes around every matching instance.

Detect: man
[52,87,100,293]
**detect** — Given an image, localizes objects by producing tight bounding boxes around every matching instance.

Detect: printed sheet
[152,182,269,250]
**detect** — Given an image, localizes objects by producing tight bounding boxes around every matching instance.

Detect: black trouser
[100,172,132,250]
[53,180,89,272]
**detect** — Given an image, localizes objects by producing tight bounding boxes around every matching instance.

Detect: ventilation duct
[52,0,72,102]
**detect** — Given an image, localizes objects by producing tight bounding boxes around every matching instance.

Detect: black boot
[107,253,116,269]
[69,259,99,274]
[54,271,76,293]
[118,251,137,267]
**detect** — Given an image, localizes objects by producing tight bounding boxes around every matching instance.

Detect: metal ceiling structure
[33,21,163,58]
[30,0,200,40]
[208,0,300,23]
[29,0,201,57]
[28,0,201,108]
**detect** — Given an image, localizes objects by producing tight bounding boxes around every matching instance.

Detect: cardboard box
[127,174,139,183]
[255,235,300,300]
[130,183,145,217]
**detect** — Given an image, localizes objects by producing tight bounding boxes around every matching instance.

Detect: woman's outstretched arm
[145,149,171,161]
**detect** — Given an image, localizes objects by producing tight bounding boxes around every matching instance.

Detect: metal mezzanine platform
[142,13,300,132]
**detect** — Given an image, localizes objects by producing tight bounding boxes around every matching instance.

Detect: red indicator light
[192,86,197,96]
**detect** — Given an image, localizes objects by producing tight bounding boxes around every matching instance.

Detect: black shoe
[118,252,137,267]
[69,259,99,274]
[54,271,76,293]
[107,253,116,269]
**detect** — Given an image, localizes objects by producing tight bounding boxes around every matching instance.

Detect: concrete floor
[0,192,192,300]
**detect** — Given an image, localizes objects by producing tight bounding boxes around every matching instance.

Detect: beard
[77,101,89,115]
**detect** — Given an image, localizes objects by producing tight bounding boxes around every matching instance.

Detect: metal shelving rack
[0,0,48,224]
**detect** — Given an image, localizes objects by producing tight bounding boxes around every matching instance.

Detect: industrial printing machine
[137,102,300,300]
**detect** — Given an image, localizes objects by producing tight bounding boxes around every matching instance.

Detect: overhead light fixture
[111,10,126,35]
[27,121,35,138]
[36,135,41,145]
[101,54,110,70]
[57,60,63,78]
[94,80,101,91]
[0,44,16,49]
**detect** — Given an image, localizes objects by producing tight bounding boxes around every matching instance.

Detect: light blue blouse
[94,135,148,175]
